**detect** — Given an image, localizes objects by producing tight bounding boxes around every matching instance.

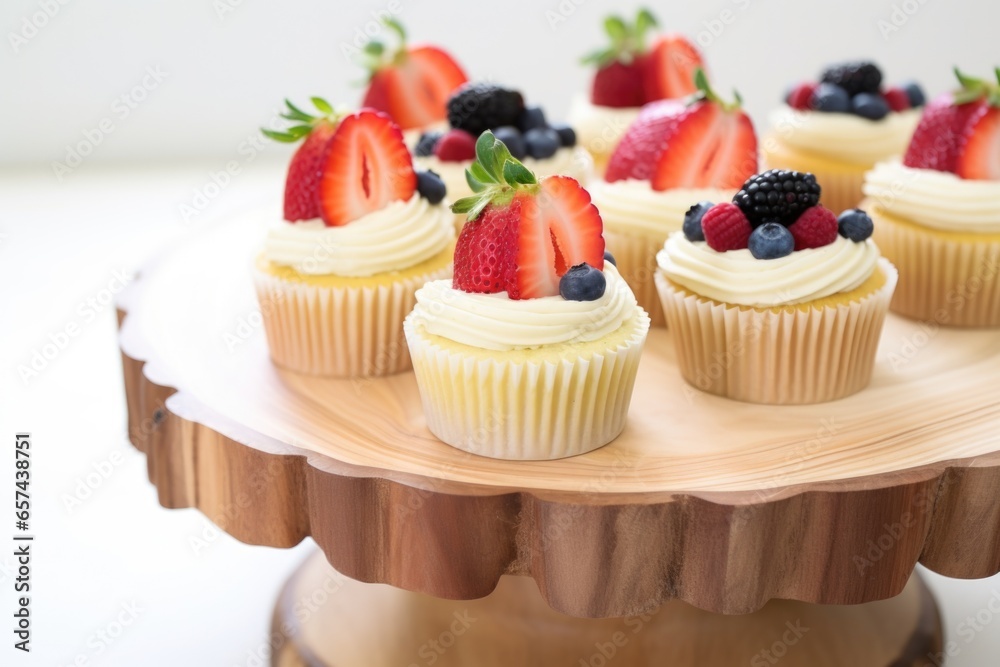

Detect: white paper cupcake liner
[603,229,665,327]
[403,311,650,460]
[655,259,898,405]
[253,259,452,378]
[871,208,1000,327]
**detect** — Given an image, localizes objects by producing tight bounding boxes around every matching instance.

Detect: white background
[2,0,1000,664]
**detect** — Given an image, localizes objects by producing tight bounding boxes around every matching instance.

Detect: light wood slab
[119,216,1000,617]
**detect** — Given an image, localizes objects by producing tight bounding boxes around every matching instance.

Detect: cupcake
[404,132,650,460]
[356,18,467,140]
[762,61,925,214]
[655,169,897,405]
[413,82,592,228]
[568,8,705,175]
[256,101,455,377]
[864,68,1000,327]
[591,70,759,327]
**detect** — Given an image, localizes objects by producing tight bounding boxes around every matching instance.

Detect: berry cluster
[682,169,874,260]
[785,61,925,121]
[415,83,577,163]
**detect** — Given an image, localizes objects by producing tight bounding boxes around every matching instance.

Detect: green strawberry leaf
[604,16,628,43]
[261,129,299,143]
[363,41,385,57]
[503,160,536,186]
[384,16,406,41]
[635,8,658,35]
[311,97,333,114]
[469,161,497,185]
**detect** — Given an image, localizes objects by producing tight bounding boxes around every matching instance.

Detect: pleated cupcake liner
[871,209,1000,327]
[603,229,666,327]
[655,259,898,405]
[253,261,452,378]
[403,311,651,460]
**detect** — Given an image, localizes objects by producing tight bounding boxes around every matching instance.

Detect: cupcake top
[580,7,703,110]
[771,61,924,163]
[863,68,1000,232]
[356,18,468,132]
[261,100,453,277]
[658,169,880,307]
[409,131,639,351]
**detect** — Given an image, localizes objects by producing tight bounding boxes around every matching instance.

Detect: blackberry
[446,83,525,137]
[820,61,883,97]
[733,170,821,226]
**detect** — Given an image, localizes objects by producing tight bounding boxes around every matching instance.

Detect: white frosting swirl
[590,180,736,237]
[408,264,637,351]
[863,161,1000,233]
[415,147,594,202]
[264,195,454,277]
[657,232,879,307]
[767,105,920,164]
[568,94,641,158]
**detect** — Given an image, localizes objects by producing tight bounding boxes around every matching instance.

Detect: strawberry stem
[262,97,346,144]
[953,67,1000,107]
[692,68,743,112]
[452,131,539,221]
[581,7,659,67]
[358,17,410,78]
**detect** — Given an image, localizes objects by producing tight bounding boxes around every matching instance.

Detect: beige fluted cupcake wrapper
[403,311,651,460]
[603,229,666,327]
[870,208,1000,327]
[655,259,898,405]
[253,264,452,378]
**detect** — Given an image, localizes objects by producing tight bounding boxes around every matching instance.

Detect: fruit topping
[733,169,821,227]
[433,129,478,162]
[447,83,525,138]
[820,61,882,97]
[785,82,818,110]
[603,250,617,266]
[414,130,444,157]
[606,69,758,190]
[837,209,874,242]
[560,263,607,301]
[787,205,839,250]
[416,170,446,205]
[451,132,604,299]
[524,128,561,159]
[787,61,925,120]
[748,222,795,260]
[701,203,753,252]
[682,201,714,242]
[358,18,468,130]
[852,92,890,120]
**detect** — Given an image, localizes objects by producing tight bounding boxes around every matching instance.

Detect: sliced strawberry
[652,105,758,190]
[592,61,646,108]
[513,176,605,299]
[641,34,704,102]
[956,106,1000,180]
[359,23,467,130]
[453,198,521,294]
[607,72,758,190]
[583,8,661,108]
[317,110,416,226]
[282,122,336,221]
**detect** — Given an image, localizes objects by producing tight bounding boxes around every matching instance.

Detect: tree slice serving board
[119,215,1000,618]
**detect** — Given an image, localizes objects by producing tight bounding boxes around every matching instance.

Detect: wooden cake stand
[118,218,1000,666]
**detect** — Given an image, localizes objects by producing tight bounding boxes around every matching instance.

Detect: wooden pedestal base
[271,551,943,667]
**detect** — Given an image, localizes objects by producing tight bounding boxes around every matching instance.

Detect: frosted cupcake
[591,70,758,326]
[405,132,649,460]
[569,8,705,174]
[256,101,455,377]
[655,169,897,404]
[356,18,467,139]
[412,82,591,229]
[864,68,1000,327]
[763,61,924,214]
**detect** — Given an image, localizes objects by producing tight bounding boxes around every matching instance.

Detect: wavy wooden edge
[118,272,1000,618]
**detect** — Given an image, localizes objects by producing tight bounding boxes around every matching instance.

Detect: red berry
[787,205,838,250]
[641,35,705,103]
[282,122,337,221]
[786,82,818,110]
[883,87,911,112]
[361,44,468,130]
[701,203,752,252]
[453,198,521,294]
[591,61,645,108]
[434,129,477,162]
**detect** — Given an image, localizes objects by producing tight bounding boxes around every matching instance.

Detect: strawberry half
[606,69,758,190]
[359,19,467,130]
[640,34,705,102]
[317,110,416,226]
[262,98,347,222]
[904,68,1000,180]
[452,133,605,300]
[583,9,661,108]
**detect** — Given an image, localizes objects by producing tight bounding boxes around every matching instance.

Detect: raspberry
[883,87,911,112]
[786,82,818,110]
[701,203,753,252]
[787,205,839,250]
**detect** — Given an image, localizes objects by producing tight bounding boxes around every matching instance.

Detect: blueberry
[493,126,526,160]
[902,81,926,108]
[559,263,606,301]
[524,128,560,159]
[852,93,890,120]
[550,123,577,147]
[748,222,794,260]
[837,209,874,241]
[811,83,850,113]
[603,250,616,267]
[416,170,446,205]
[414,131,443,157]
[683,201,714,242]
[518,106,548,132]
